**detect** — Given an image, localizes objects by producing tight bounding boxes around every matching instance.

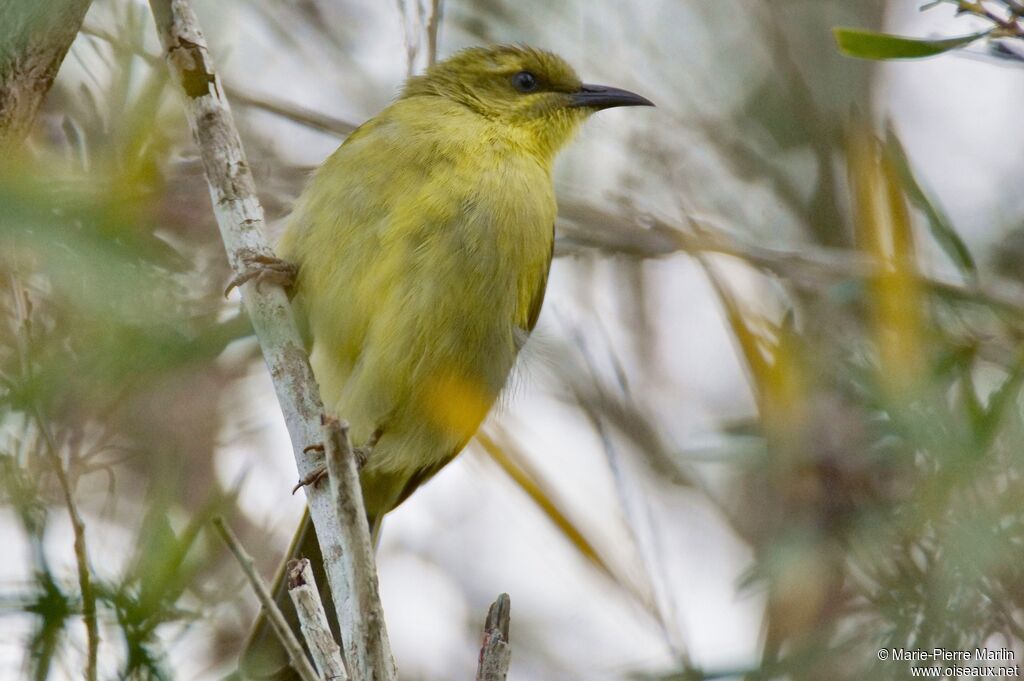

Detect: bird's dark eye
[512,71,538,93]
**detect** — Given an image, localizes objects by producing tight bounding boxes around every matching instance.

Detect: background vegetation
[3,0,1024,679]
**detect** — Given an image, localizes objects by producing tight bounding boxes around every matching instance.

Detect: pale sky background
[3,1,1024,679]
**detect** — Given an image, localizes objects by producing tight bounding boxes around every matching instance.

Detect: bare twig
[425,0,444,67]
[225,85,358,137]
[8,275,99,681]
[555,200,1024,320]
[955,0,1024,35]
[36,412,99,681]
[476,594,511,681]
[146,2,394,679]
[394,0,419,77]
[287,558,349,681]
[0,0,94,150]
[323,418,397,681]
[212,518,321,681]
[570,332,691,666]
[395,0,444,74]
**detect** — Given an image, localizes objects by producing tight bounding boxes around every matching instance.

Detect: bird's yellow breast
[279,96,556,516]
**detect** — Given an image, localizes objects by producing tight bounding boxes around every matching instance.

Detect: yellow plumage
[243,44,651,679]
[280,86,558,523]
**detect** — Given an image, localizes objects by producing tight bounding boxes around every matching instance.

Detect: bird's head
[402,45,652,160]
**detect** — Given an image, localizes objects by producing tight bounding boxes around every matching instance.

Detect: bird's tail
[237,508,383,680]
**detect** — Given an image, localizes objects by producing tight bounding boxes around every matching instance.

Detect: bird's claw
[292,444,327,493]
[292,464,328,494]
[224,253,298,297]
[291,438,374,493]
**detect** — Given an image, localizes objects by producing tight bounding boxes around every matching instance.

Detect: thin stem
[9,275,99,681]
[394,0,418,77]
[956,0,1024,35]
[212,518,321,681]
[425,0,443,66]
[36,410,99,681]
[555,201,1024,323]
[572,338,691,666]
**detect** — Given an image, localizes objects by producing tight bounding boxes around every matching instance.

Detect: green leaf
[884,124,977,279]
[834,27,990,60]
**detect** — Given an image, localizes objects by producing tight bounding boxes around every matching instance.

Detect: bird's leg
[353,428,382,468]
[224,252,298,297]
[291,428,381,494]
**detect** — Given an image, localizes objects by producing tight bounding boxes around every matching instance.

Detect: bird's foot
[292,464,327,494]
[291,434,378,493]
[292,443,327,494]
[224,253,298,297]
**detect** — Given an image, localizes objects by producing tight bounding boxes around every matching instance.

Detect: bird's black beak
[569,84,654,110]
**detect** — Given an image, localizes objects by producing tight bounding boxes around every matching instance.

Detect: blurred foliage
[634,4,1024,680]
[0,1,254,677]
[4,1,1024,680]
[697,128,1024,680]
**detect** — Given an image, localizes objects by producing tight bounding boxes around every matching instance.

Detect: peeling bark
[477,594,512,681]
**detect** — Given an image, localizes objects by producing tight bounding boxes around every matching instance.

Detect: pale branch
[146,2,394,680]
[212,518,321,681]
[0,0,94,150]
[394,0,419,77]
[225,85,358,137]
[555,200,1024,322]
[395,0,444,75]
[476,594,511,681]
[425,0,444,67]
[323,418,397,681]
[287,558,349,681]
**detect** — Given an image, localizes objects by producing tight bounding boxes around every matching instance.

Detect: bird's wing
[385,224,554,515]
[523,224,555,334]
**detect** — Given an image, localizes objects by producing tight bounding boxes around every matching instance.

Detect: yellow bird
[242,44,651,679]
